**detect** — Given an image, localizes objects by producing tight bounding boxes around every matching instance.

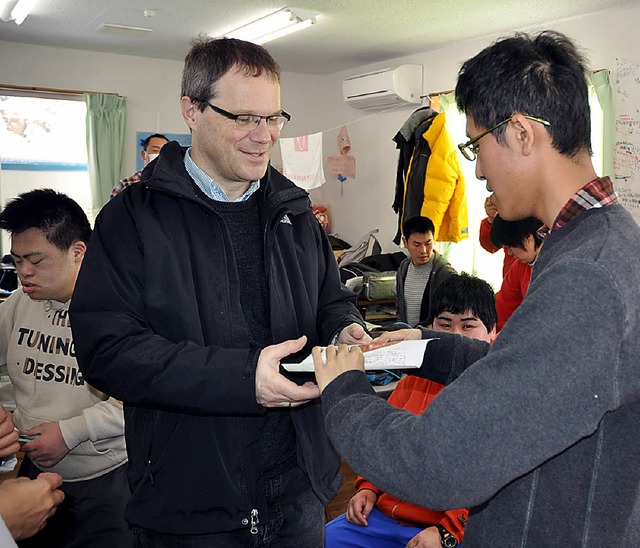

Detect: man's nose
[16,263,33,278]
[250,119,273,142]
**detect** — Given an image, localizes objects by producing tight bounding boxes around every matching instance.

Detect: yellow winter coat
[404,112,468,242]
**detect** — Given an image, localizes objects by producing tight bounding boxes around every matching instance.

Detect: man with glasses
[70,37,369,547]
[314,31,640,546]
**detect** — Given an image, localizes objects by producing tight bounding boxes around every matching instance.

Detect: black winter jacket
[70,142,363,534]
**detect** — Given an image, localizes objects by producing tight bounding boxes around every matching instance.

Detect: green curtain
[84,93,126,213]
[587,70,614,176]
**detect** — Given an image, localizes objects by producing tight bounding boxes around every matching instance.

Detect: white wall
[1,3,639,252]
[278,4,640,251]
[0,39,329,182]
[0,41,186,178]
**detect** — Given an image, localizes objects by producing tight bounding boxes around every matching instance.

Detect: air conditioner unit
[343,64,423,110]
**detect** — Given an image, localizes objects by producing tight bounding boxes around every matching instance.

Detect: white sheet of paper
[282,338,435,373]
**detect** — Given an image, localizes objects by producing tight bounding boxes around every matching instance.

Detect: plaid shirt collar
[538,176,618,239]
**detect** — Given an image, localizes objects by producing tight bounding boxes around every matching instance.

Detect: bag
[362,271,397,301]
[338,229,382,267]
[339,262,378,284]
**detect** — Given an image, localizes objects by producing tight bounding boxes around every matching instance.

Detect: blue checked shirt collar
[183,148,260,202]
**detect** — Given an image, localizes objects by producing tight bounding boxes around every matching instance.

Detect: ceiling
[0,0,635,75]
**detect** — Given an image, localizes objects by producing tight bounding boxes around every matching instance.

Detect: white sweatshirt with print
[0,291,126,481]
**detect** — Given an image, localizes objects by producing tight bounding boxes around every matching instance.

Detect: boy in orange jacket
[325,273,496,547]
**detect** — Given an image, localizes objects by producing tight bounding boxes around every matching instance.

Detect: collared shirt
[538,176,619,239]
[183,148,260,202]
[111,170,142,198]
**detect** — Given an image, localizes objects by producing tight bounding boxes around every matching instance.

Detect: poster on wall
[613,58,640,225]
[136,131,192,171]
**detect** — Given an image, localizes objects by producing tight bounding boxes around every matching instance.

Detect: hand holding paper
[256,336,320,408]
[286,339,429,373]
[313,344,364,393]
[338,323,372,345]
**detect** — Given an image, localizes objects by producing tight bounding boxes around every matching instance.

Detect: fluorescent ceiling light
[11,0,38,25]
[224,8,315,45]
[102,23,154,33]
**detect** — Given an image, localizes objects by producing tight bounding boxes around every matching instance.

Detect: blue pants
[325,507,425,548]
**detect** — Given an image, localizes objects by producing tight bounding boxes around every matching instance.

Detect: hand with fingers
[0,472,65,540]
[0,405,19,459]
[20,422,70,469]
[484,195,498,223]
[255,336,320,408]
[337,323,372,345]
[313,343,365,393]
[372,328,422,344]
[346,489,377,526]
[405,526,442,548]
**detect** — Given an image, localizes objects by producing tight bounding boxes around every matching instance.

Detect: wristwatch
[436,524,458,547]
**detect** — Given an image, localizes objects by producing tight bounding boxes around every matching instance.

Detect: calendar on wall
[614,57,640,225]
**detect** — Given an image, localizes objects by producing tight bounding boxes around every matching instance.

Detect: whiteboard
[614,57,640,225]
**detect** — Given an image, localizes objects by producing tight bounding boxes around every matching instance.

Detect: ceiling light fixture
[10,0,38,25]
[0,0,38,25]
[102,22,154,33]
[223,7,315,45]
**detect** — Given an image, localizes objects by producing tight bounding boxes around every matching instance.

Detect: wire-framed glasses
[458,115,551,161]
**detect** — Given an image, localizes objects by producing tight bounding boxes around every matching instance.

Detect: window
[0,92,92,253]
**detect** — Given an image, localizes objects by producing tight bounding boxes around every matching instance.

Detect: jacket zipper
[242,508,260,534]
[144,409,161,486]
[250,508,259,534]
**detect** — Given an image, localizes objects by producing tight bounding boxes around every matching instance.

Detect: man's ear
[510,113,536,156]
[401,236,408,248]
[180,96,198,129]
[523,233,535,249]
[70,241,87,263]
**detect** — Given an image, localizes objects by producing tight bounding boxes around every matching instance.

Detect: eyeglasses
[197,99,291,131]
[457,115,551,161]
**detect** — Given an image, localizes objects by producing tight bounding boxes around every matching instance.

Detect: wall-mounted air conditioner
[343,64,423,110]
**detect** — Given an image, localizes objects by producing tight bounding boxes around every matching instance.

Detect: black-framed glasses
[197,99,291,131]
[457,115,551,161]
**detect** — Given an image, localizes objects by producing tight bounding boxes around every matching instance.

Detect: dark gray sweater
[322,203,640,546]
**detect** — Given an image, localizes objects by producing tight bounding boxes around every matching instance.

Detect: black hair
[142,133,168,150]
[0,189,91,250]
[455,30,591,157]
[490,216,544,250]
[426,273,497,332]
[402,216,435,239]
[181,36,281,112]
